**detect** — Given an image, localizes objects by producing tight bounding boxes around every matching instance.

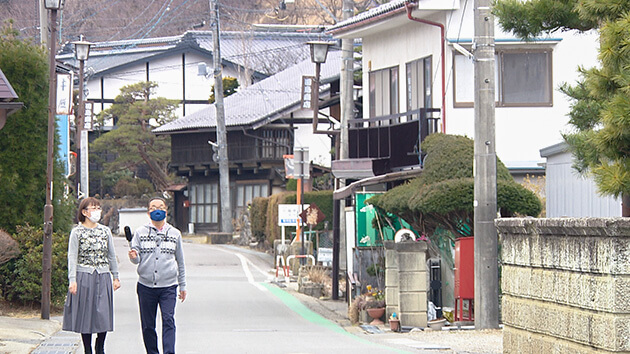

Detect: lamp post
[307,41,333,134]
[42,0,63,320]
[72,36,92,199]
[307,40,340,298]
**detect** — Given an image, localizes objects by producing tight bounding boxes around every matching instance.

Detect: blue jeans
[137,283,177,354]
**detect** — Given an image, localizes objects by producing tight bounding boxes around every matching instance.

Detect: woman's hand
[113,279,121,291]
[179,290,187,302]
[69,282,77,295]
[128,249,138,259]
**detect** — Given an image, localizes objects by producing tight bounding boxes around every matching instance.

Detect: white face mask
[87,210,101,223]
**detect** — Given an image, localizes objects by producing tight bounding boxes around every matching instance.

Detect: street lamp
[72,35,92,199]
[306,40,340,298]
[307,41,333,133]
[42,0,64,320]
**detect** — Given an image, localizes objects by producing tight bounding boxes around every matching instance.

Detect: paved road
[103,237,412,354]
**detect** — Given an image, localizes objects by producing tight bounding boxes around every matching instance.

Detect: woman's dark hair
[77,197,101,223]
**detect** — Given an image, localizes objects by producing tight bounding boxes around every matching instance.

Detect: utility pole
[332,0,354,301]
[210,0,232,233]
[473,0,499,329]
[39,0,47,46]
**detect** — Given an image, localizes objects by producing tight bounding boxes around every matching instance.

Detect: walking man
[129,197,187,354]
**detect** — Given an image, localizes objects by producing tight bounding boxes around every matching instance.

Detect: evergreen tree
[368,133,541,255]
[0,22,74,234]
[494,0,630,214]
[209,76,239,104]
[92,81,179,192]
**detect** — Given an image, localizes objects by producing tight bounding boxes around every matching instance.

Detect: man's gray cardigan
[130,222,186,291]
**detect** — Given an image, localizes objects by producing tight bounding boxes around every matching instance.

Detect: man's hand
[69,281,77,295]
[179,290,187,302]
[128,249,138,260]
[113,279,121,291]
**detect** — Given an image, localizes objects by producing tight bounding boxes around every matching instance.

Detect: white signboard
[317,247,332,263]
[278,204,309,226]
[56,74,72,115]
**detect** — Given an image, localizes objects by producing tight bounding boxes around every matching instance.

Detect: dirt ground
[407,328,503,354]
[0,299,63,319]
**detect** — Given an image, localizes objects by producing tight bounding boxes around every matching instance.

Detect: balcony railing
[171,129,292,167]
[347,108,441,169]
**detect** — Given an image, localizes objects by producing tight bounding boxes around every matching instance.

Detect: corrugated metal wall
[545,150,620,217]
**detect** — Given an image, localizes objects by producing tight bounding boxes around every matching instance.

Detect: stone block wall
[496,218,630,353]
[384,241,428,327]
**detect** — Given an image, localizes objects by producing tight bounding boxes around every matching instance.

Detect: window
[407,56,433,118]
[369,66,399,118]
[189,183,218,224]
[453,48,552,107]
[235,183,269,209]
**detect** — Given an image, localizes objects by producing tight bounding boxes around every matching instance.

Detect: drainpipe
[405,1,446,133]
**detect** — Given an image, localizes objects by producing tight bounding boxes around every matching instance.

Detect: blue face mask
[150,209,166,221]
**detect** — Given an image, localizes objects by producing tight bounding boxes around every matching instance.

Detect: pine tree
[495,0,630,215]
[92,81,179,192]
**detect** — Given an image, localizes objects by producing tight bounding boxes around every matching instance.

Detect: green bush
[369,133,542,239]
[264,192,294,245]
[250,197,268,243]
[0,225,69,307]
[284,190,333,231]
[285,179,297,191]
[250,190,334,245]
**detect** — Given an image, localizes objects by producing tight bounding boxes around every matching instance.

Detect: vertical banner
[56,73,72,177]
[56,115,70,177]
[80,130,89,198]
[56,74,72,115]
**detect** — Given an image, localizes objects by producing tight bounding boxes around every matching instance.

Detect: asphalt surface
[0,239,502,354]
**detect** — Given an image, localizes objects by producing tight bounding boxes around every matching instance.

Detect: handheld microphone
[124,226,133,245]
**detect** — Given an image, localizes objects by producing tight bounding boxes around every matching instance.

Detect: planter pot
[366,307,385,325]
[428,318,446,330]
[389,319,400,332]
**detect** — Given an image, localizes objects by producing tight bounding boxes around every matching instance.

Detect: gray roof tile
[58,30,334,77]
[0,68,18,101]
[327,0,408,33]
[153,50,342,133]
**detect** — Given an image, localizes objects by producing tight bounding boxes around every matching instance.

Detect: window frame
[369,65,400,118]
[452,47,553,108]
[189,182,219,224]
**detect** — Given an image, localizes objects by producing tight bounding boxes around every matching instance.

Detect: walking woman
[63,197,121,354]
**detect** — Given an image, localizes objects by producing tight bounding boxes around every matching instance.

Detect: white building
[328,0,600,167]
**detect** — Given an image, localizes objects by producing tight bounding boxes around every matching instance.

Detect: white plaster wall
[360,4,600,166]
[83,52,250,121]
[293,107,333,168]
[362,16,444,119]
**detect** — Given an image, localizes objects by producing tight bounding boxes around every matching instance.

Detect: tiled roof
[0,68,18,101]
[58,30,334,77]
[327,0,408,33]
[152,50,342,134]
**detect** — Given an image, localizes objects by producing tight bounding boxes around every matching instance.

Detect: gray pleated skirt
[62,271,114,334]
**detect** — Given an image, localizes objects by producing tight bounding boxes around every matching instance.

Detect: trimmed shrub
[250,197,268,243]
[0,225,69,307]
[264,192,294,245]
[284,190,333,231]
[369,133,542,238]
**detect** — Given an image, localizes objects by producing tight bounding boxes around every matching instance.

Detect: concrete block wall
[496,218,630,353]
[384,241,399,319]
[384,241,428,327]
